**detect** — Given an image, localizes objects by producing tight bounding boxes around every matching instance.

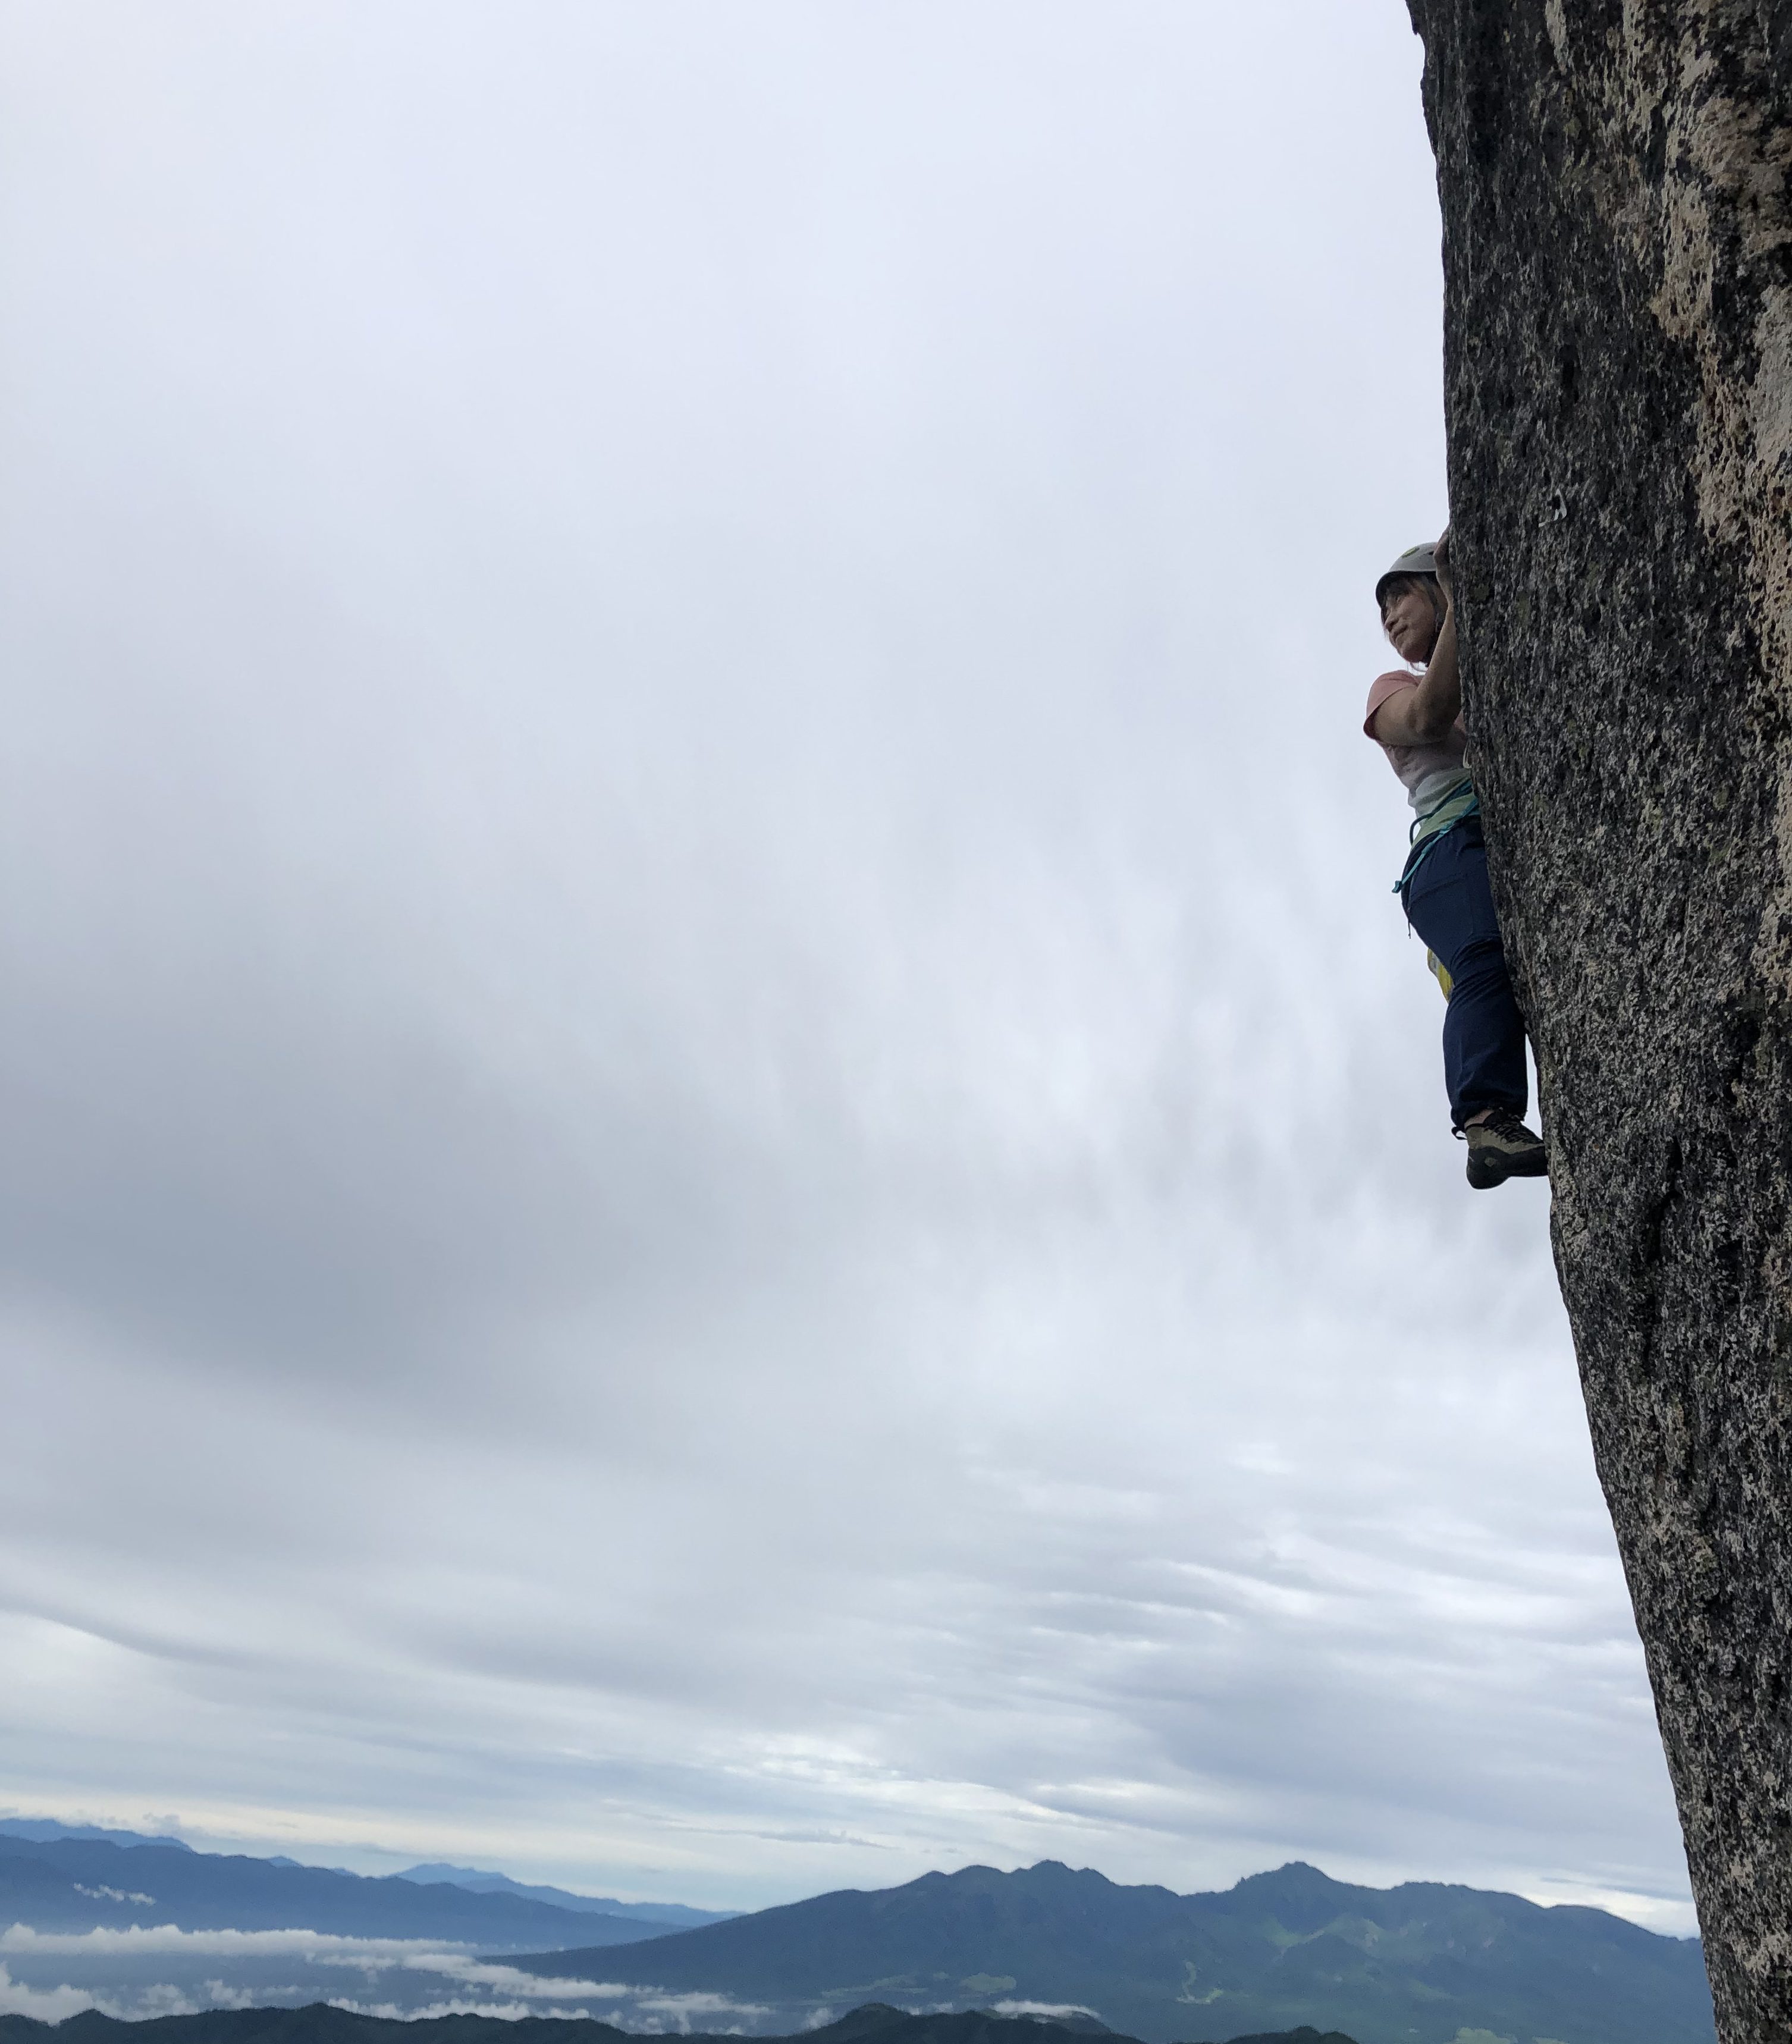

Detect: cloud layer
[0,1925,779,2029]
[0,0,1693,1934]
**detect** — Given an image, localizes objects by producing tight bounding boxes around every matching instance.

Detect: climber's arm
[1371,581,1460,748]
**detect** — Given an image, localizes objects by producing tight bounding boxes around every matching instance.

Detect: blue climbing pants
[1399,817,1529,1129]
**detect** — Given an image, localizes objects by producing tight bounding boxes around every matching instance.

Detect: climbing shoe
[1462,1109,1548,1189]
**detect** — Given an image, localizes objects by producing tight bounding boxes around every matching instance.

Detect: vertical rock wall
[1405,3,1792,2036]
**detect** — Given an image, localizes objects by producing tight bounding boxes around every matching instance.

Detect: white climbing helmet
[1374,543,1439,608]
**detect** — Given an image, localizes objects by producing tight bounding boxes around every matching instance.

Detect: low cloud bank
[0,1965,95,2021]
[0,1925,783,2030]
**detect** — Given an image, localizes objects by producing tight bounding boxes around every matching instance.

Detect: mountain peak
[1228,1861,1345,1898]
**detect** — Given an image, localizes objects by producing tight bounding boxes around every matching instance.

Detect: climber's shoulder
[1364,668,1417,743]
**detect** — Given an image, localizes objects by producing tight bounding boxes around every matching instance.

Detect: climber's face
[1382,581,1442,666]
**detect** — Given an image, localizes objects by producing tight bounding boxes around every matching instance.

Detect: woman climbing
[1367,535,1547,1189]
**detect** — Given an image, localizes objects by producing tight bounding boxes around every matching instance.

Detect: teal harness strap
[1393,780,1480,894]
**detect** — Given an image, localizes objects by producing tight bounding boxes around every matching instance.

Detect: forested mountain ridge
[506,1858,1711,2044]
[0,2004,1352,2044]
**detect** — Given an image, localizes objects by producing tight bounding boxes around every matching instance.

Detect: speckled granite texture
[1406,4,1792,2037]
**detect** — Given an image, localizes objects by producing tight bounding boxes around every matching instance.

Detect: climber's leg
[1399,818,1529,1129]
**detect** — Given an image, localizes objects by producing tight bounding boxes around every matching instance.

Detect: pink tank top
[1364,670,1468,814]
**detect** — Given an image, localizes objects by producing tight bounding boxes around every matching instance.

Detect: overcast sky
[0,0,1693,1939]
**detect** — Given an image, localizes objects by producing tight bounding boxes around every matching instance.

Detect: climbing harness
[1392,775,1478,896]
[1394,776,1480,1001]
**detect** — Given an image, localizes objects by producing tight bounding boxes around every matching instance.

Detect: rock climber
[1367,535,1548,1189]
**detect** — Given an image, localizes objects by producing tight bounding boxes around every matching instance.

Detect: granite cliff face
[1405,3,1792,2037]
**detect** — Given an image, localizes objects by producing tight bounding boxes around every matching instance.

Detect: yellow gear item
[1427,950,1454,1000]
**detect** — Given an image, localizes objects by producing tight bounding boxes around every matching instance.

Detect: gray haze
[0,0,1691,1942]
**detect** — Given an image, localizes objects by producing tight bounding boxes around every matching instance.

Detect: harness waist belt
[1393,774,1479,894]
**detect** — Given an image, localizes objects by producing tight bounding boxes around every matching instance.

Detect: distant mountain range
[392,1861,727,1927]
[0,1823,1712,2044]
[504,1858,1715,2044]
[0,1820,192,1853]
[0,1999,1354,2044]
[0,1822,729,1932]
[0,1833,704,1949]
